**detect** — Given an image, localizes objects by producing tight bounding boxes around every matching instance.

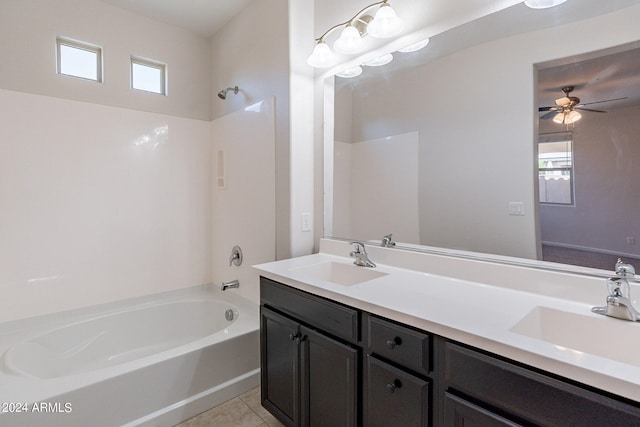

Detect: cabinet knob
[386,379,402,393]
[386,336,402,349]
[289,333,301,344]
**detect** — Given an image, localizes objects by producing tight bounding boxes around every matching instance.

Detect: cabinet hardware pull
[289,333,301,344]
[386,336,402,349]
[386,379,402,393]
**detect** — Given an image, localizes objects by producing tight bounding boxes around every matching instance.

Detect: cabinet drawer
[444,342,640,426]
[367,315,431,375]
[364,355,430,427]
[444,392,523,427]
[260,277,359,343]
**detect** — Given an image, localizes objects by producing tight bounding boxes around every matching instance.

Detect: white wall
[0,89,211,323]
[0,0,211,120]
[0,0,287,322]
[211,99,276,303]
[333,133,420,244]
[335,4,640,259]
[210,0,295,259]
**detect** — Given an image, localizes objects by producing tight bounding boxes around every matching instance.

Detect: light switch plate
[301,212,312,232]
[508,202,525,216]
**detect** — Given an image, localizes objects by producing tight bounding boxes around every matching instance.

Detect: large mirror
[324,0,640,272]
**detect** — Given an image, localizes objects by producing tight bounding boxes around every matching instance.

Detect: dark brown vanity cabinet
[441,342,640,427]
[260,278,359,427]
[260,277,640,427]
[364,316,432,427]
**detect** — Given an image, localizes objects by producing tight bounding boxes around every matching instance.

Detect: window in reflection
[538,132,574,205]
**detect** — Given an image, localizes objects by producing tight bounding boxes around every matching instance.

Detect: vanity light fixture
[363,53,393,67]
[524,0,568,9]
[336,66,363,78]
[307,0,403,68]
[397,38,430,53]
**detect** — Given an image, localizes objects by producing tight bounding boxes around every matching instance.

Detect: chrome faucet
[592,258,640,321]
[221,280,240,291]
[349,242,376,268]
[381,234,396,247]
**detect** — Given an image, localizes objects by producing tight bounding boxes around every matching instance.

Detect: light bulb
[567,110,582,123]
[524,0,568,9]
[336,66,363,78]
[334,25,365,54]
[367,4,404,39]
[363,53,393,67]
[398,39,430,53]
[307,41,336,68]
[552,112,565,124]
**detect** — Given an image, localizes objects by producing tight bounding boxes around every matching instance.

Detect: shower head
[218,86,239,100]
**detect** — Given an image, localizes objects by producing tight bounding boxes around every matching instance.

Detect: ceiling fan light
[334,25,365,54]
[567,110,582,123]
[524,0,568,9]
[552,112,565,124]
[367,3,404,39]
[306,41,336,68]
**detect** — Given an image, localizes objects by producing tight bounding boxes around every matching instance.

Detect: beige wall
[0,0,211,120]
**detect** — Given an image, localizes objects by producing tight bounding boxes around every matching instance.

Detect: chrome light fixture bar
[307,0,403,68]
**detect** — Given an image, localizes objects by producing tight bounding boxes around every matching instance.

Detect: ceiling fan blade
[579,96,628,106]
[576,107,607,113]
[538,106,557,112]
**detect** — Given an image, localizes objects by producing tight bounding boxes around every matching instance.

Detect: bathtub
[0,285,260,426]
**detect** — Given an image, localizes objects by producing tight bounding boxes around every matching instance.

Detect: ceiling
[538,45,640,112]
[98,0,254,37]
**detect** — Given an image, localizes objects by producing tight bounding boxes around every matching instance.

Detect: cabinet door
[444,392,524,427]
[364,355,430,427]
[300,326,359,427]
[261,307,300,427]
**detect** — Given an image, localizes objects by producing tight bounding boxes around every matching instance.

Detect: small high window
[131,56,167,95]
[56,37,102,82]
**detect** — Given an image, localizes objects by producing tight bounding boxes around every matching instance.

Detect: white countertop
[254,239,640,402]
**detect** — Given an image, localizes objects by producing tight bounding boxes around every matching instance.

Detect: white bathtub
[0,285,260,426]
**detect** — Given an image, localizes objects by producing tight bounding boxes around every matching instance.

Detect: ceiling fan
[538,86,628,124]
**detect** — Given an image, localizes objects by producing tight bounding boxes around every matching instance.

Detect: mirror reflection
[326,0,640,271]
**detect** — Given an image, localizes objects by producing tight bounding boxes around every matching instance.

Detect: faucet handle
[615,258,635,278]
[350,241,366,253]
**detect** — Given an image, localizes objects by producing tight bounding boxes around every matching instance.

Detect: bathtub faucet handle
[229,245,243,267]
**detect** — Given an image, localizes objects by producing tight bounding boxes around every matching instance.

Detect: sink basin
[511,306,640,366]
[291,262,388,286]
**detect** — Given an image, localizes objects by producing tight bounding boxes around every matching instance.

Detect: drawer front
[368,315,431,375]
[260,277,359,343]
[444,392,523,427]
[364,355,430,427]
[444,342,640,426]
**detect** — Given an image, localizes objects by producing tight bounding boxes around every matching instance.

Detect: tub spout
[221,280,240,291]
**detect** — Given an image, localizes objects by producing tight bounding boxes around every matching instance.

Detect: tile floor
[174,386,285,427]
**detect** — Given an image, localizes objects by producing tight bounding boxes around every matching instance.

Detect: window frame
[538,131,575,206]
[56,36,103,82]
[130,55,167,96]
